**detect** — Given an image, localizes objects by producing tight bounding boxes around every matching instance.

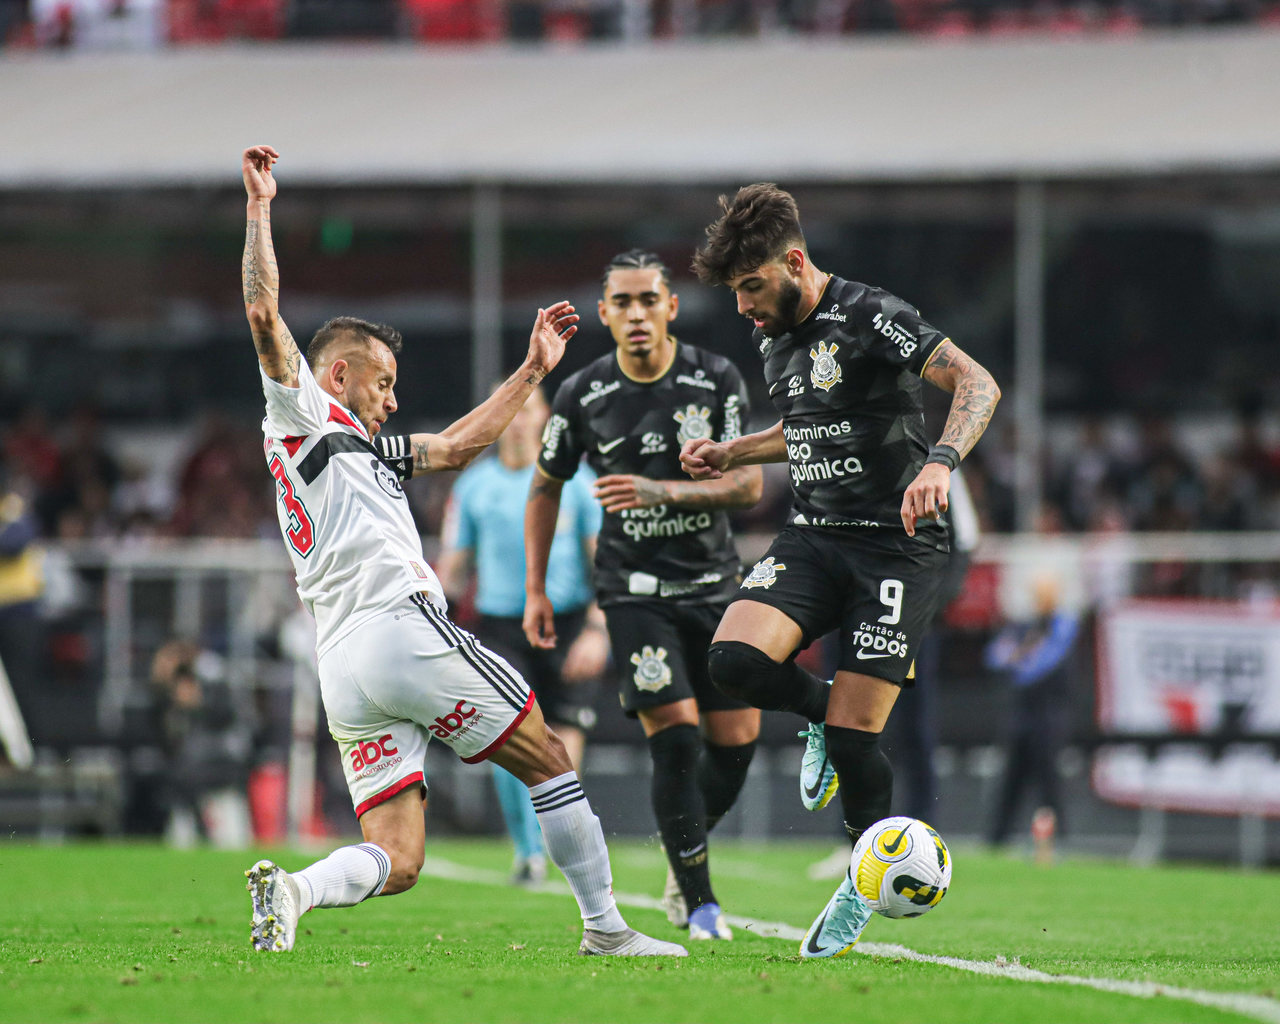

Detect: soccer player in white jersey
[239,145,685,958]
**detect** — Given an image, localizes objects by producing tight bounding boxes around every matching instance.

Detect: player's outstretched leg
[800,868,873,959]
[246,860,301,952]
[524,771,688,957]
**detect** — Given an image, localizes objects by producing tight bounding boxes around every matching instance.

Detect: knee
[382,846,425,896]
[707,640,778,705]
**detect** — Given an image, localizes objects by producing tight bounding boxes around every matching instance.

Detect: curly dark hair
[692,183,806,286]
[307,316,403,365]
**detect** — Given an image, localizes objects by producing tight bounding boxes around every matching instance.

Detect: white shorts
[318,592,533,818]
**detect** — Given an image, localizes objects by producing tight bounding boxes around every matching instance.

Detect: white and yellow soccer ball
[851,816,952,919]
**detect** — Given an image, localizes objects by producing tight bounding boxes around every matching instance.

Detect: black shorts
[476,611,598,732]
[604,600,751,717]
[735,525,949,686]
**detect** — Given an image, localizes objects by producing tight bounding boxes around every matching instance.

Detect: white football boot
[660,863,689,929]
[687,902,733,941]
[246,859,302,952]
[579,927,689,957]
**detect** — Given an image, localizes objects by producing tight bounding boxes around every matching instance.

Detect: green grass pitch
[1,838,1278,1023]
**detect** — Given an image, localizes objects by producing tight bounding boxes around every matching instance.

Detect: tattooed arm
[921,340,1001,460]
[392,303,580,477]
[899,340,1001,537]
[592,465,763,513]
[241,145,301,388]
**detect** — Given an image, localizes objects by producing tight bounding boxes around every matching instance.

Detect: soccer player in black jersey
[685,185,1000,958]
[525,250,764,941]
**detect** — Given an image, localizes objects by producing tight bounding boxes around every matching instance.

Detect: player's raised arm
[901,339,1001,536]
[241,145,302,387]
[396,304,579,477]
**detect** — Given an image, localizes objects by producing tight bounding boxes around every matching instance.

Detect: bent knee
[707,640,769,700]
[381,849,425,896]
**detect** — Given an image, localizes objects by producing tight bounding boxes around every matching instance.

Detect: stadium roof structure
[4,29,1280,187]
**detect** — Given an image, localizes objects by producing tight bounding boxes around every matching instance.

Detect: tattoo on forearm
[242,221,259,305]
[411,438,431,474]
[666,469,757,510]
[928,345,1000,458]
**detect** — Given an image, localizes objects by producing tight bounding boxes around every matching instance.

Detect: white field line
[421,856,1280,1024]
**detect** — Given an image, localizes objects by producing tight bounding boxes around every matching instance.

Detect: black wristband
[924,444,960,472]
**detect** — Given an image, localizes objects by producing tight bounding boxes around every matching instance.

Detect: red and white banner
[1094,599,1280,816]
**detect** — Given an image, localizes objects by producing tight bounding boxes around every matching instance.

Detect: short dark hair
[602,249,671,290]
[692,184,806,286]
[307,316,403,366]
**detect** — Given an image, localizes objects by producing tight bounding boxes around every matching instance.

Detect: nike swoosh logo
[597,438,625,453]
[855,649,888,660]
[883,828,910,855]
[768,380,785,395]
[803,758,830,800]
[677,844,706,859]
[806,910,831,955]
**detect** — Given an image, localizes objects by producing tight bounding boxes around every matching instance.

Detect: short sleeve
[262,357,331,436]
[537,380,586,481]
[857,290,949,376]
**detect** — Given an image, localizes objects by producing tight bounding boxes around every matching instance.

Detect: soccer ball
[851,816,952,919]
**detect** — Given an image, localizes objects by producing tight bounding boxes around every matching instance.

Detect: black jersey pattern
[539,342,750,606]
[756,276,948,544]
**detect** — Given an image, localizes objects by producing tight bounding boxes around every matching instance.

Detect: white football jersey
[261,358,447,655]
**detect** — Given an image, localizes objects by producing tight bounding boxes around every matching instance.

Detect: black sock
[648,723,715,909]
[825,724,893,847]
[699,739,756,832]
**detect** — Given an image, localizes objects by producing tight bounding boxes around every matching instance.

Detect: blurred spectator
[984,567,1080,848]
[149,637,253,846]
[168,412,274,538]
[1127,415,1203,532]
[0,461,45,761]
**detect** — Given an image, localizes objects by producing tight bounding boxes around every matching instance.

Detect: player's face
[727,258,803,337]
[342,341,399,436]
[598,268,678,361]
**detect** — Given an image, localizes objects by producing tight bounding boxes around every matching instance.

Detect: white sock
[530,772,627,934]
[293,842,391,913]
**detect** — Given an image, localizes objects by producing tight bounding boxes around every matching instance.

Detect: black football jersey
[755,276,949,546]
[538,342,750,606]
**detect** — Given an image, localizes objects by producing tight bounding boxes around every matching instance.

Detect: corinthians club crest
[673,404,713,446]
[809,341,842,392]
[742,556,787,590]
[630,645,673,693]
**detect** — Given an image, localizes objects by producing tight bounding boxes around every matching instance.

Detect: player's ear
[667,292,679,322]
[786,248,806,276]
[597,299,609,326]
[328,358,349,394]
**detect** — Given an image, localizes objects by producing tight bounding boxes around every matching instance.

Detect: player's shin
[699,738,756,831]
[824,726,893,847]
[529,772,627,933]
[293,842,392,910]
[649,724,716,909]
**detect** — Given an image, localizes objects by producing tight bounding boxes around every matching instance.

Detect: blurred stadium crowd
[0,0,1276,49]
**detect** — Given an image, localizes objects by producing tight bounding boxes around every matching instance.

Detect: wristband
[924,444,960,472]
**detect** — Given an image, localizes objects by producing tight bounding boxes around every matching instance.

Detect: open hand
[526,301,578,379]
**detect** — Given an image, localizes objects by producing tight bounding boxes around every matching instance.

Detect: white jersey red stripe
[261,358,446,655]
